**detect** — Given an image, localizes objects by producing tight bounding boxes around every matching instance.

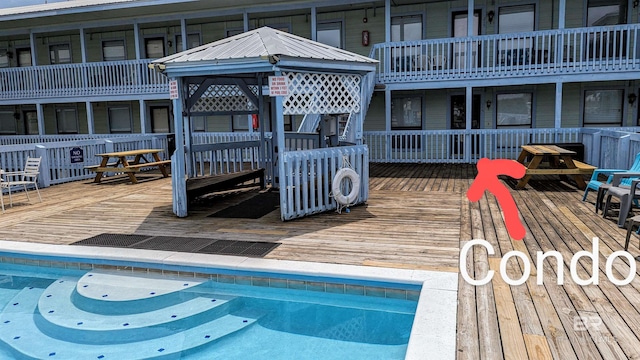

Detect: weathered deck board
[0,164,639,359]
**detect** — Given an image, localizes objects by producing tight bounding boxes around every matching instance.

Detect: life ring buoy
[332,168,360,206]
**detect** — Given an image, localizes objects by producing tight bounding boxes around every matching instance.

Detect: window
[56,107,78,134]
[150,106,170,133]
[16,48,31,67]
[192,116,206,132]
[391,96,422,130]
[391,15,424,71]
[452,11,480,68]
[498,5,535,66]
[145,38,165,59]
[391,15,422,42]
[49,44,71,64]
[232,115,249,132]
[0,111,17,134]
[23,110,38,135]
[496,93,533,128]
[587,0,626,26]
[175,33,201,52]
[102,40,126,61]
[587,0,627,59]
[584,90,623,127]
[226,28,244,37]
[108,105,132,133]
[316,21,343,49]
[284,115,294,132]
[0,50,9,68]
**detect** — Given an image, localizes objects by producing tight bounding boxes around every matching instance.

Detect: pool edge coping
[0,240,458,360]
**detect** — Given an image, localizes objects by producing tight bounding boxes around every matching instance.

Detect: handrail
[370,23,640,83]
[0,59,168,100]
[3,127,640,191]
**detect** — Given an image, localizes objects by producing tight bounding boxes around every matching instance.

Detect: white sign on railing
[269,76,289,97]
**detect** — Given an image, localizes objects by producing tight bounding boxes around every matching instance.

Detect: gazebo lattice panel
[283,72,361,115]
[188,84,258,113]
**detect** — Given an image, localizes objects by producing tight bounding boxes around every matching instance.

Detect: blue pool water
[0,262,417,359]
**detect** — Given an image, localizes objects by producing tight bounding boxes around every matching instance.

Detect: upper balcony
[0,59,168,103]
[370,24,640,90]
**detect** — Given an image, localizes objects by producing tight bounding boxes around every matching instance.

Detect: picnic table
[85,149,170,184]
[515,144,595,190]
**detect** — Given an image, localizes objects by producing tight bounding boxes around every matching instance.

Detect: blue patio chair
[582,152,640,204]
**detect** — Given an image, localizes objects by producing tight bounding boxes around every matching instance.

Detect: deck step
[0,287,257,359]
[37,276,237,343]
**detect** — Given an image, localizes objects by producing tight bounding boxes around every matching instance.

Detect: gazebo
[150,27,377,220]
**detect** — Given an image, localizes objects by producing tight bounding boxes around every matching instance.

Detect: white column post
[274,71,287,218]
[29,31,37,66]
[385,0,391,43]
[385,89,391,161]
[134,22,141,60]
[172,78,187,217]
[139,100,147,133]
[36,103,44,135]
[243,12,249,32]
[311,7,317,41]
[79,27,87,63]
[180,19,188,52]
[555,82,563,141]
[86,102,94,134]
[558,0,566,29]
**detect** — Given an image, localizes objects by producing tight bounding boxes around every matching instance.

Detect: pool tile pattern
[0,256,421,301]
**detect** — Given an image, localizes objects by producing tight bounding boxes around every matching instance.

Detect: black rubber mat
[71,234,279,257]
[208,191,280,219]
[197,240,280,256]
[130,236,215,252]
[72,234,152,247]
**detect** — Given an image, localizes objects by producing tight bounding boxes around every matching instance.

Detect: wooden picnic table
[85,149,170,184]
[515,144,595,190]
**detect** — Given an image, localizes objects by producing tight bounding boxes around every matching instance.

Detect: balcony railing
[370,24,640,83]
[0,59,168,100]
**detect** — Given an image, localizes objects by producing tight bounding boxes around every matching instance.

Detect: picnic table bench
[85,149,170,184]
[515,144,595,189]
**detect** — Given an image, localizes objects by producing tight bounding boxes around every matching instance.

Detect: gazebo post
[274,72,287,219]
[171,77,188,217]
[184,79,193,178]
[257,74,267,188]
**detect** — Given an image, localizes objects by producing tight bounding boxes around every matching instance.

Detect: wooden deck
[0,164,639,360]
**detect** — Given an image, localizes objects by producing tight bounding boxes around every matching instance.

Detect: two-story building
[0,0,638,162]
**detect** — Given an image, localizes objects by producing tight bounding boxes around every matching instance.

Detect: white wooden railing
[0,134,138,146]
[370,24,640,83]
[364,128,583,163]
[3,127,640,193]
[581,128,640,169]
[0,134,170,187]
[190,140,263,177]
[0,60,168,100]
[280,145,368,220]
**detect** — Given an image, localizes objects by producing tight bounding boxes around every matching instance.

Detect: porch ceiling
[0,0,392,33]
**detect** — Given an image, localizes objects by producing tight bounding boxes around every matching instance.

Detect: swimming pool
[0,240,458,359]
